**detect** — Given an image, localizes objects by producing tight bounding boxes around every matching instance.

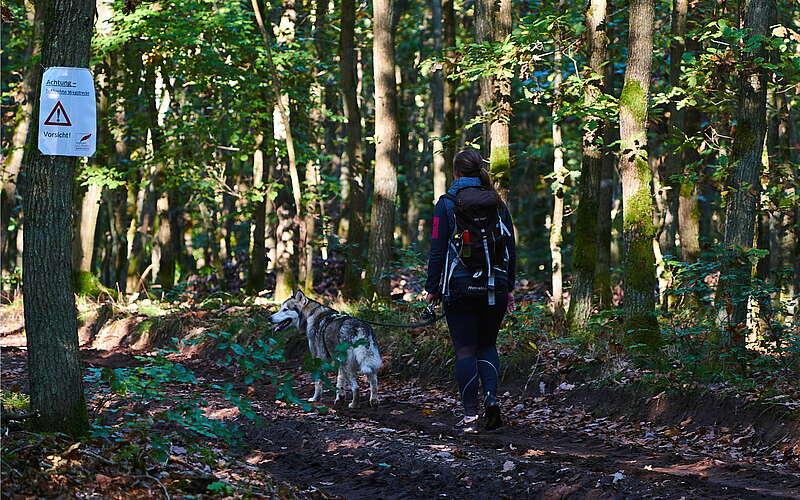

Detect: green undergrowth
[1,390,30,411]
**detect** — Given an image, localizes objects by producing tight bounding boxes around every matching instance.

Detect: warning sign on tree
[44,101,72,126]
[38,67,96,157]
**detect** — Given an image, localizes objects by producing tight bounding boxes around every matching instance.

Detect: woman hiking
[424,148,516,434]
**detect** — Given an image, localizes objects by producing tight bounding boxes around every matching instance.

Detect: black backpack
[441,186,510,304]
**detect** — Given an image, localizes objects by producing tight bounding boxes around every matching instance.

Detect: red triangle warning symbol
[44,101,71,126]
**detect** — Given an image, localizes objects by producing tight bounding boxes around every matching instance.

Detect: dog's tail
[355,340,383,375]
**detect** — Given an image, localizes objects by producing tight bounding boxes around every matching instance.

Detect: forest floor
[2,342,800,499]
[2,294,800,499]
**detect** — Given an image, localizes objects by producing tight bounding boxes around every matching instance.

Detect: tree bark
[568,0,609,333]
[618,0,659,348]
[72,182,102,292]
[431,0,447,200]
[367,0,400,298]
[2,0,43,275]
[596,2,617,310]
[714,0,774,343]
[488,0,512,199]
[251,0,303,296]
[442,0,457,174]
[657,0,688,261]
[20,0,94,435]
[475,0,493,152]
[247,126,273,295]
[339,0,367,299]
[677,106,701,263]
[549,7,566,314]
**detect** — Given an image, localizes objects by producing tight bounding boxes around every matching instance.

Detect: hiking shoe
[456,415,479,434]
[484,404,504,431]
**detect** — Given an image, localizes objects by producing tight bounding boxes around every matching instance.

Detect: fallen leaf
[95,474,113,488]
[502,460,516,472]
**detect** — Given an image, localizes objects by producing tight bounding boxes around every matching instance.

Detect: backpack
[440,185,511,305]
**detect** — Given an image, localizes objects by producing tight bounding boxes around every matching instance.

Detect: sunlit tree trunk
[618,0,659,348]
[765,75,794,322]
[568,0,609,333]
[549,12,566,314]
[303,160,319,293]
[20,0,94,435]
[367,0,399,298]
[488,0,512,199]
[714,0,774,344]
[339,0,367,299]
[252,0,302,300]
[72,182,102,292]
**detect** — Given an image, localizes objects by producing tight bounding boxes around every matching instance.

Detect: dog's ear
[294,289,308,305]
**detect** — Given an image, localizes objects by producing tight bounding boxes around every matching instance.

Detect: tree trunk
[367,0,400,298]
[72,182,102,293]
[568,0,609,333]
[618,0,659,348]
[596,16,617,310]
[488,0,512,199]
[549,9,566,314]
[442,0,457,173]
[714,0,774,343]
[220,154,236,263]
[339,0,367,299]
[303,161,319,293]
[678,107,701,263]
[765,72,794,325]
[475,0,493,152]
[2,0,43,275]
[657,0,688,262]
[251,0,303,294]
[20,0,94,435]
[247,128,273,295]
[274,189,296,301]
[431,0,447,200]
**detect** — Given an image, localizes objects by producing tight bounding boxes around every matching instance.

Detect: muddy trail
[3,346,800,499]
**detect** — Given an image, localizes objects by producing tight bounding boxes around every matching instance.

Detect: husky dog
[269,290,382,408]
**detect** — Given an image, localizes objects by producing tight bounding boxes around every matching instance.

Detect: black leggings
[445,294,507,416]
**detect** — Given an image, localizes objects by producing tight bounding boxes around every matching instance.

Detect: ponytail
[478,167,494,191]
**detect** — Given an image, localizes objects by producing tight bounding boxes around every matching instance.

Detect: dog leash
[358,304,447,329]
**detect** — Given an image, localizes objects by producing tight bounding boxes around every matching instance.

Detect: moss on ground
[74,271,106,297]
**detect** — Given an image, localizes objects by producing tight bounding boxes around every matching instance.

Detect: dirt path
[246,374,800,500]
[2,346,799,499]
